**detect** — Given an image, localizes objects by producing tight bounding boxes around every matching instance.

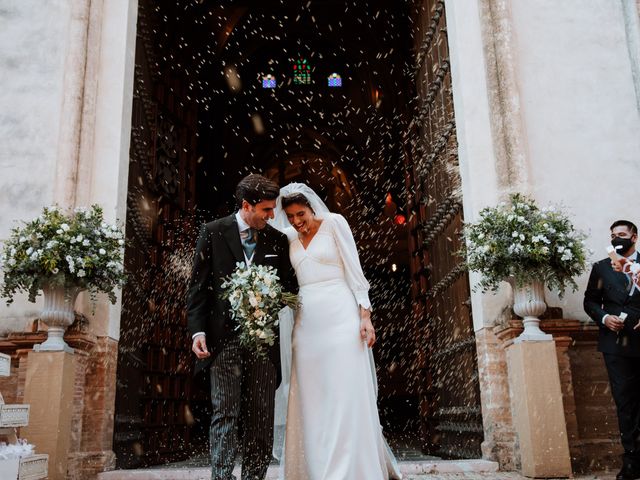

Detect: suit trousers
[603,353,640,468]
[209,336,277,480]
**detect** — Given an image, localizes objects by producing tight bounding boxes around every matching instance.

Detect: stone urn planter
[34,285,81,353]
[511,280,553,342]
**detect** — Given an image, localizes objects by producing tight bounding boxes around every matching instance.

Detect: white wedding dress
[280,212,402,480]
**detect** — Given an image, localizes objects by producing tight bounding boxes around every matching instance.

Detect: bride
[271,183,402,480]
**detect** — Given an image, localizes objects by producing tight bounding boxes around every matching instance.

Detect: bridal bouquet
[221,262,298,357]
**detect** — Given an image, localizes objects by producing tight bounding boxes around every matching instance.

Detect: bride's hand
[359,308,376,348]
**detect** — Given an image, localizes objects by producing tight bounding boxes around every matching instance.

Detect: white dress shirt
[192,212,249,340]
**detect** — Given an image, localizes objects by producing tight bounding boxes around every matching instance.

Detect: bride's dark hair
[281,193,315,214]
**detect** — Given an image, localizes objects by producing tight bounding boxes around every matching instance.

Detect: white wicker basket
[18,454,48,480]
[0,405,30,428]
[0,354,11,377]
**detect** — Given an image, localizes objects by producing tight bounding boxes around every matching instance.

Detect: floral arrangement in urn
[0,205,126,351]
[462,194,589,340]
[462,194,589,296]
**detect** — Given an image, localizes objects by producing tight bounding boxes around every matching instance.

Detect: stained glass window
[328,73,342,87]
[262,74,276,89]
[293,59,311,85]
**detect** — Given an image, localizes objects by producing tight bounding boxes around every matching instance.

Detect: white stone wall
[448,0,640,327]
[0,0,137,337]
[0,1,71,331]
[510,0,640,319]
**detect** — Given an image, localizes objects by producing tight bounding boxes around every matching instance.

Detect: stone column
[21,351,76,480]
[506,339,572,478]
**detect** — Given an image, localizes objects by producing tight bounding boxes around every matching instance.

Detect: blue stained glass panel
[328,73,342,87]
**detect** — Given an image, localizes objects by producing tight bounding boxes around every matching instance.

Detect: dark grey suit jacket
[186,214,297,382]
[584,254,640,357]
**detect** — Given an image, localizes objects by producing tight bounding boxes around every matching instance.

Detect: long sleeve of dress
[330,213,372,310]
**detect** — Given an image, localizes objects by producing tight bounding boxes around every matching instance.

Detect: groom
[187,174,296,480]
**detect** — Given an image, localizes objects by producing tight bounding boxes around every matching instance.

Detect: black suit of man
[584,254,640,474]
[187,214,296,480]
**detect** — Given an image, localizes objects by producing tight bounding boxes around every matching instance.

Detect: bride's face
[284,203,314,233]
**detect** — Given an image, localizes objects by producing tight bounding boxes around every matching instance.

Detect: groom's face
[241,199,276,230]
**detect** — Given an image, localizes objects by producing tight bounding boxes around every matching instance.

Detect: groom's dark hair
[235,174,280,208]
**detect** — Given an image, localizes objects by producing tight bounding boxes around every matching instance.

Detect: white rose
[8,258,16,266]
[512,231,519,238]
[99,248,106,255]
[118,239,124,246]
[52,268,59,274]
[77,269,86,278]
[56,229,63,234]
[82,239,90,247]
[26,247,33,255]
[61,223,70,232]
[519,234,525,241]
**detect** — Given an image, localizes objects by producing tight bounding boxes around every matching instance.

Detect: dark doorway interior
[114,0,480,469]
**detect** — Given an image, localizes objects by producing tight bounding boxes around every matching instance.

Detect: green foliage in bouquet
[0,205,126,305]
[222,262,298,357]
[461,194,588,296]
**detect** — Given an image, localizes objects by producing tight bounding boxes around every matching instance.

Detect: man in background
[584,220,640,480]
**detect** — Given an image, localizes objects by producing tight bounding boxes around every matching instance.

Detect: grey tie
[240,228,257,260]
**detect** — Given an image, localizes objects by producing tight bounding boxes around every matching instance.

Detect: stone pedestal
[21,351,75,480]
[506,340,572,478]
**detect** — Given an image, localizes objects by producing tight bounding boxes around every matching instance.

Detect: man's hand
[359,308,376,348]
[192,334,210,359]
[604,315,625,332]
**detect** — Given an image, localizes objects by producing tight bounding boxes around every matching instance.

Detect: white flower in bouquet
[221,262,298,357]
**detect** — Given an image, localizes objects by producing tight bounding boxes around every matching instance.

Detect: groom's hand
[192,334,210,359]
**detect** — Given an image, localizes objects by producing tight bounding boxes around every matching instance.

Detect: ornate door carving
[405,0,483,459]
